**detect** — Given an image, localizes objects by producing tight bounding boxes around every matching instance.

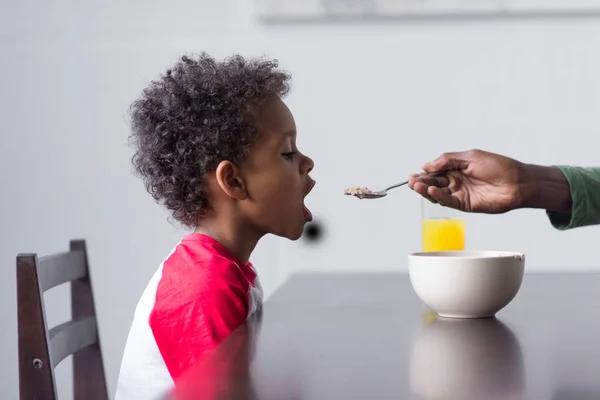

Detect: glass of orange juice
[421,198,465,252]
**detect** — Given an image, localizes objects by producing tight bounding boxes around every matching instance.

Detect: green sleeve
[546,166,600,230]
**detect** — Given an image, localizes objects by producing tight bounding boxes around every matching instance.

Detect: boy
[115,53,315,399]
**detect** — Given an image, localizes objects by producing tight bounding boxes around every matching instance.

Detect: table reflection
[410,316,524,400]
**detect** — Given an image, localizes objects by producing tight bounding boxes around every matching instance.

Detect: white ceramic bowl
[408,251,525,318]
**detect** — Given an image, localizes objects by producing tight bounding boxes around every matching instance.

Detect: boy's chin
[275,225,305,241]
[281,230,303,241]
[289,231,304,241]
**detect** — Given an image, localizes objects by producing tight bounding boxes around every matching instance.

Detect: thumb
[422,151,471,173]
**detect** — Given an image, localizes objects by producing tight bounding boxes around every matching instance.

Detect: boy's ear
[215,160,248,201]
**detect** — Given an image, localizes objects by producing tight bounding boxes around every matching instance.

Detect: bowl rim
[409,250,525,260]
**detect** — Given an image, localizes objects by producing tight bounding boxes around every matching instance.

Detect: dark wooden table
[162,272,600,400]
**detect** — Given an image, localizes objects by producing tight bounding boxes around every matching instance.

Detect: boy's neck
[194,219,262,265]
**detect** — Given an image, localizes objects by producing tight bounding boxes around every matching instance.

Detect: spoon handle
[384,181,409,192]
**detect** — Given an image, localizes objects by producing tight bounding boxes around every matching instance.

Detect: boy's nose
[302,154,314,174]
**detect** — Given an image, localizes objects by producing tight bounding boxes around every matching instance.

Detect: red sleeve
[149,257,250,380]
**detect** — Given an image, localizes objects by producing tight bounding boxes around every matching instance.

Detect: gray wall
[2,1,600,398]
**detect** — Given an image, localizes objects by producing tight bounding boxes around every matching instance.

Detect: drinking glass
[421,198,465,252]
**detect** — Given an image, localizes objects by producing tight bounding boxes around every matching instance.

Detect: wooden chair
[16,240,108,400]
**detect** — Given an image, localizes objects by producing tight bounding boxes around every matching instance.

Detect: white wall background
[2,0,600,398]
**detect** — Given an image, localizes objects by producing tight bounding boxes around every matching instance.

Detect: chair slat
[38,251,86,292]
[49,317,97,369]
[17,240,108,400]
[16,254,57,400]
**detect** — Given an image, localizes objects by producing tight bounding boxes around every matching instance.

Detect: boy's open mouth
[303,179,316,222]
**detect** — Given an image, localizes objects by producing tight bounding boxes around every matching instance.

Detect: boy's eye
[281,151,297,161]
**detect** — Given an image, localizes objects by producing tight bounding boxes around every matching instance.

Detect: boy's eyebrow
[272,129,296,148]
[284,129,296,137]
[278,129,296,143]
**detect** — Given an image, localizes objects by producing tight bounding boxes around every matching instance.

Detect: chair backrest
[16,240,108,400]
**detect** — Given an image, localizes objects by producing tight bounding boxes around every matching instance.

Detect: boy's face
[239,97,315,240]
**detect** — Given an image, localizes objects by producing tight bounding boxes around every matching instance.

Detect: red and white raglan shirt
[115,233,263,400]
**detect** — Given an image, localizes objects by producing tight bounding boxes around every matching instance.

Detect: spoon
[344,181,409,199]
[344,173,444,200]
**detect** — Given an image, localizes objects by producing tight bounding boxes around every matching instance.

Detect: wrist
[519,163,572,212]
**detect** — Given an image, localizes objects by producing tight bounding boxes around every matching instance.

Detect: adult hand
[408,149,571,214]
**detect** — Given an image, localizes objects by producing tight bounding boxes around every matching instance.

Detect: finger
[412,173,451,189]
[427,186,461,210]
[427,186,454,207]
[424,174,450,188]
[439,187,454,197]
[412,181,429,197]
[422,151,472,174]
[412,175,443,204]
[438,187,458,204]
[413,182,438,204]
[408,174,420,190]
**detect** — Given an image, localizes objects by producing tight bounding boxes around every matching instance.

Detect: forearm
[519,163,572,212]
[520,164,600,230]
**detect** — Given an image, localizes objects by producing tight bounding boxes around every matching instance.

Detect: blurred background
[2,0,600,398]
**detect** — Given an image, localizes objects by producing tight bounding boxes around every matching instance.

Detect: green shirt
[547,166,600,230]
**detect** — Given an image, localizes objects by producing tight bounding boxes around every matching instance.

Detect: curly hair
[129,53,291,227]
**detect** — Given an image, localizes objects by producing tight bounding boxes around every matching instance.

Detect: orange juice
[421,218,465,252]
